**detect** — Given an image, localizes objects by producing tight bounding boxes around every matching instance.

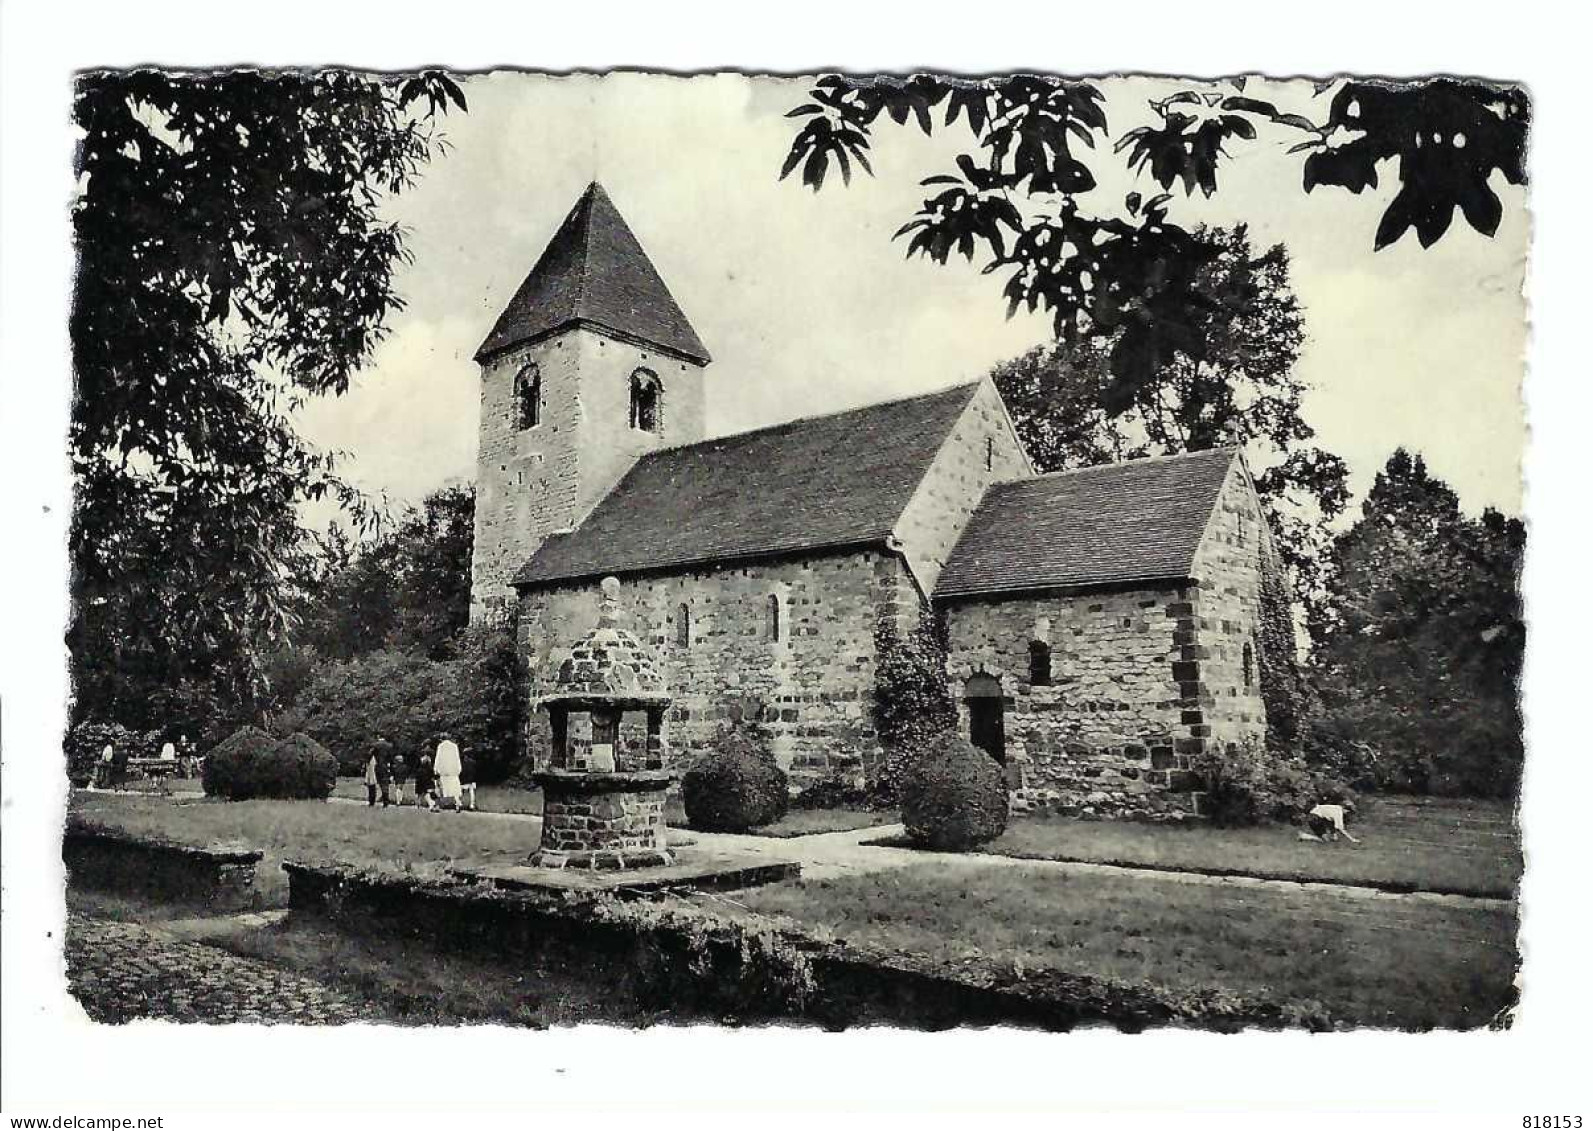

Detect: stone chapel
[470,181,1281,817]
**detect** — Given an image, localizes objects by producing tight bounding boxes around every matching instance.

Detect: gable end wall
[1188,459,1270,751]
[893,379,1031,595]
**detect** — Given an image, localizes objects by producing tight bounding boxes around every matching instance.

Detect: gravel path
[66,915,379,1025]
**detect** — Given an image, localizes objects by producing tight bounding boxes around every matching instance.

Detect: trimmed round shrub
[900,732,1008,851]
[266,732,339,799]
[682,722,789,832]
[202,726,337,800]
[202,726,277,799]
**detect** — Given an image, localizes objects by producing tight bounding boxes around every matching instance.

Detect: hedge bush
[682,720,789,833]
[276,625,518,781]
[1193,743,1355,828]
[64,720,156,787]
[201,727,337,801]
[900,732,1008,851]
[791,771,880,812]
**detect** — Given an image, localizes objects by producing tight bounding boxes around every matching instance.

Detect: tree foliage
[291,485,476,662]
[1311,451,1525,797]
[781,75,1527,387]
[68,68,465,732]
[277,622,520,782]
[988,225,1349,627]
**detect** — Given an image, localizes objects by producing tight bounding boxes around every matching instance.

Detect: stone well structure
[529,576,675,870]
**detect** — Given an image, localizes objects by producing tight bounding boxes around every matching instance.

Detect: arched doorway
[964,672,1006,764]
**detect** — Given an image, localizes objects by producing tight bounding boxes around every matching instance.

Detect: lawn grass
[736,859,1519,1030]
[68,791,1519,1030]
[964,796,1521,898]
[70,791,544,906]
[171,776,696,824]
[748,808,894,838]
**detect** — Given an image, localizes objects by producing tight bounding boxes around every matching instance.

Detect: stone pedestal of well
[528,576,677,871]
[529,769,673,870]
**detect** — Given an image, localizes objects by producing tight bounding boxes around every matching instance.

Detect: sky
[294,72,1529,525]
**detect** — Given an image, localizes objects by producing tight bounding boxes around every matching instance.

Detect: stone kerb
[64,823,264,910]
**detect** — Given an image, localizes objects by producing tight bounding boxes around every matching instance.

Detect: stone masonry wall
[470,326,707,623]
[938,457,1273,819]
[893,379,1032,594]
[942,585,1206,819]
[1188,461,1269,752]
[517,549,918,784]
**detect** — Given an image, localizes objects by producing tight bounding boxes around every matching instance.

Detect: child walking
[413,753,438,813]
[390,753,408,807]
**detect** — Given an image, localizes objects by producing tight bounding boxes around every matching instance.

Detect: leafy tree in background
[1312,450,1525,797]
[388,485,476,657]
[289,485,475,663]
[781,75,1527,389]
[988,225,1349,631]
[290,522,402,662]
[68,69,467,732]
[278,623,519,783]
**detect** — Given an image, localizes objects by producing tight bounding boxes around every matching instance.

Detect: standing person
[459,750,478,812]
[363,747,381,806]
[92,743,114,791]
[390,753,409,807]
[433,736,463,812]
[108,743,129,789]
[413,753,437,813]
[374,738,394,807]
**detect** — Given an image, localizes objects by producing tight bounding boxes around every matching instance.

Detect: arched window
[767,594,782,642]
[1242,642,1254,690]
[675,603,691,647]
[515,363,541,430]
[1028,640,1052,686]
[985,436,995,471]
[630,369,662,433]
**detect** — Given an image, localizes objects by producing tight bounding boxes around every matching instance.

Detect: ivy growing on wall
[871,610,958,800]
[1254,537,1305,754]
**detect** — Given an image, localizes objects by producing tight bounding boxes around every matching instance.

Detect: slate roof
[514,382,982,588]
[475,182,711,365]
[933,447,1240,599]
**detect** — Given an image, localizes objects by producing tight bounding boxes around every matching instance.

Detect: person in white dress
[433,737,463,812]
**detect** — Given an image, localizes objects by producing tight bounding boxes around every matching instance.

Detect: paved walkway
[66,915,378,1025]
[95,786,1510,909]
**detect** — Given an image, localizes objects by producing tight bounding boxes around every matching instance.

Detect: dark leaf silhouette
[69,69,463,733]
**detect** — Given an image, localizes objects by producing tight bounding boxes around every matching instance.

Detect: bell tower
[469,182,712,622]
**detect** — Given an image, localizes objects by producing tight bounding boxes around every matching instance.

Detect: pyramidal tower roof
[475,181,711,365]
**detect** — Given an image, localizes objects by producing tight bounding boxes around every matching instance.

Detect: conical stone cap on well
[544,576,670,708]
